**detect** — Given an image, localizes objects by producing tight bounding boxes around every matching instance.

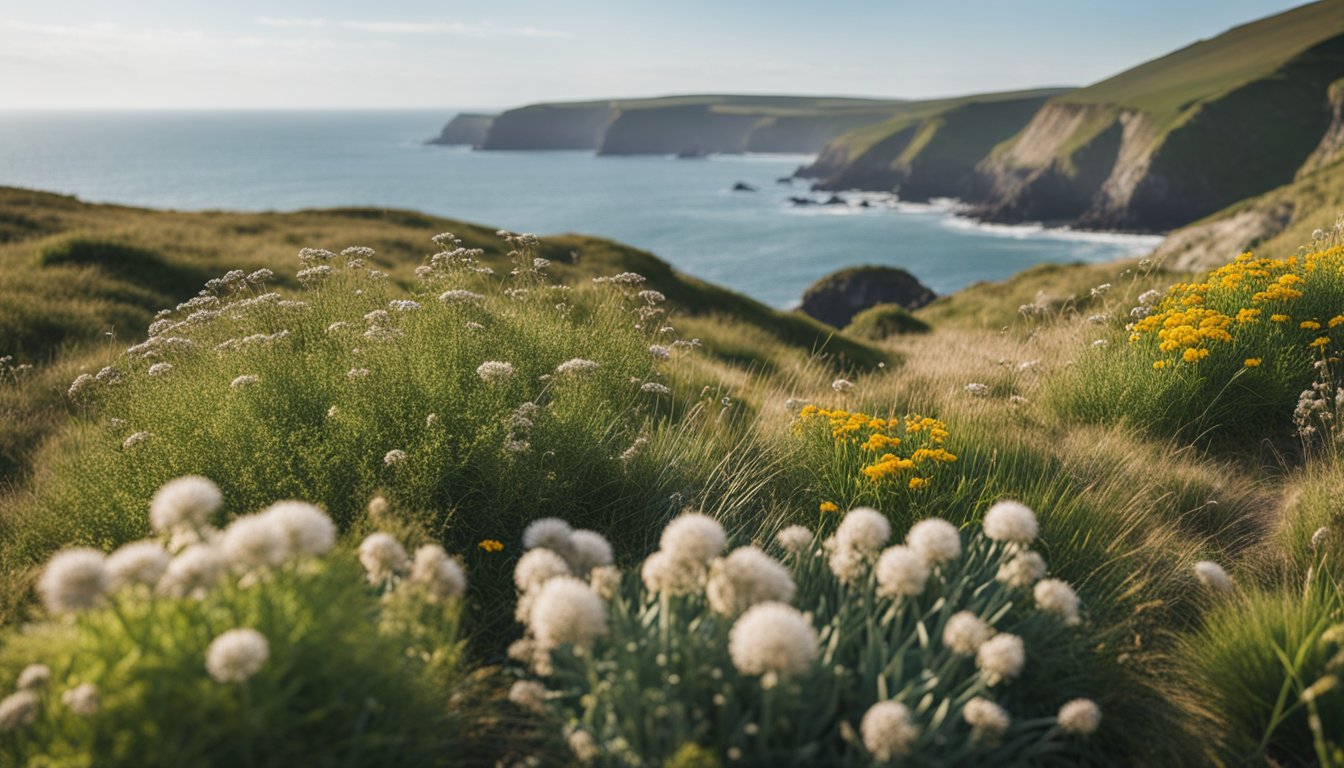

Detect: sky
[0,0,1308,110]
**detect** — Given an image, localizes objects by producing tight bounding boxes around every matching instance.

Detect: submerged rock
[732,182,757,192]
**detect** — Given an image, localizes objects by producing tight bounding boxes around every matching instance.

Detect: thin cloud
[253,17,567,38]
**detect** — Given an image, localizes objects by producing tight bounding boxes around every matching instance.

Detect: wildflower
[1244,358,1262,367]
[648,345,671,361]
[589,565,622,600]
[556,358,600,376]
[1271,314,1290,323]
[1090,283,1111,298]
[997,550,1047,589]
[1194,560,1232,592]
[347,368,371,380]
[383,449,407,466]
[529,576,608,650]
[515,548,572,592]
[68,373,95,397]
[205,628,270,683]
[861,700,919,761]
[479,539,504,553]
[775,525,814,555]
[0,691,39,732]
[835,507,890,555]
[221,514,288,571]
[358,532,410,584]
[964,697,1010,743]
[62,684,99,716]
[106,540,171,590]
[660,513,727,565]
[1033,578,1082,626]
[1087,314,1111,324]
[230,374,260,389]
[832,379,855,393]
[619,435,650,464]
[388,299,421,313]
[819,501,839,514]
[523,517,575,555]
[977,633,1025,685]
[1057,699,1102,735]
[1312,527,1330,551]
[438,289,485,303]
[1092,339,1109,348]
[148,362,173,377]
[706,546,796,615]
[150,476,223,534]
[122,431,152,450]
[16,664,50,691]
[410,544,466,601]
[983,501,1038,544]
[640,550,705,595]
[508,680,548,714]
[965,382,990,397]
[728,602,818,679]
[261,501,336,557]
[906,518,961,565]
[567,530,615,574]
[568,729,600,763]
[39,548,107,614]
[1302,320,1323,330]
[1138,289,1162,305]
[641,382,671,395]
[875,546,929,597]
[476,361,515,381]
[159,544,228,597]
[943,611,992,655]
[296,265,333,284]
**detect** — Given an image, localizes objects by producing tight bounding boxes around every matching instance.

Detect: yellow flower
[1244,358,1262,367]
[1153,360,1168,370]
[1310,336,1330,349]
[1182,347,1209,363]
[1329,315,1344,328]
[909,477,931,490]
[819,501,839,514]
[478,539,504,553]
[1301,320,1322,330]
[1271,314,1290,323]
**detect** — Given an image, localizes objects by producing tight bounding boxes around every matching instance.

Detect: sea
[0,110,1161,309]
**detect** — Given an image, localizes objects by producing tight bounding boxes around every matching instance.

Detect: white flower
[977,633,1025,686]
[997,550,1047,588]
[660,513,726,565]
[16,664,50,691]
[983,501,1038,544]
[62,684,99,716]
[963,697,1010,743]
[566,530,614,574]
[832,379,854,393]
[1057,698,1102,735]
[383,449,407,466]
[836,507,890,555]
[150,475,223,534]
[0,690,39,732]
[706,546,796,615]
[529,577,608,650]
[648,345,671,361]
[347,367,371,380]
[589,565,622,600]
[477,361,515,381]
[410,544,466,601]
[1312,527,1330,551]
[905,518,961,565]
[1034,578,1082,625]
[640,382,671,395]
[158,544,228,597]
[148,362,173,377]
[121,431,152,450]
[556,358,600,376]
[389,299,421,312]
[514,548,572,592]
[68,373,94,397]
[861,700,919,761]
[205,628,270,683]
[508,680,548,713]
[965,382,990,397]
[1092,339,1109,348]
[568,728,600,763]
[358,532,410,584]
[640,550,705,595]
[1194,561,1232,592]
[261,501,336,558]
[106,540,171,590]
[1138,289,1162,305]
[728,602,818,679]
[775,525,814,555]
[230,374,259,389]
[438,289,485,303]
[39,548,107,614]
[943,611,991,655]
[875,546,929,598]
[221,514,288,571]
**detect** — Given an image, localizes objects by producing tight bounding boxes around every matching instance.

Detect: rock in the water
[776,176,794,185]
[823,195,847,205]
[789,196,816,206]
[800,265,936,329]
[732,182,757,192]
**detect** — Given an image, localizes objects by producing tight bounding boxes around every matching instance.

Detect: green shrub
[845,304,931,340]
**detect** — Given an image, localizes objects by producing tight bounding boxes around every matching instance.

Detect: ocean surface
[0,110,1161,309]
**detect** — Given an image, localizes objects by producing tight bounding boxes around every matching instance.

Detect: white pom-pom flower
[963,697,1010,743]
[529,576,608,650]
[106,540,170,590]
[410,544,466,600]
[260,501,336,558]
[16,664,50,691]
[1194,561,1232,592]
[358,532,410,584]
[62,684,99,716]
[983,501,1038,544]
[875,546,929,598]
[566,530,614,574]
[728,602,818,679]
[775,525,814,555]
[640,550,705,595]
[1057,698,1102,735]
[943,611,991,656]
[150,475,223,534]
[660,513,726,565]
[221,514,289,571]
[39,548,108,614]
[1033,578,1082,626]
[977,633,1026,686]
[836,507,891,555]
[158,544,228,597]
[706,546,796,615]
[523,517,574,558]
[996,550,1047,589]
[0,690,39,732]
[205,628,270,683]
[514,548,572,592]
[905,518,961,565]
[861,700,919,761]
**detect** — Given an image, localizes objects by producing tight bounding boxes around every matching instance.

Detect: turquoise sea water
[0,110,1160,308]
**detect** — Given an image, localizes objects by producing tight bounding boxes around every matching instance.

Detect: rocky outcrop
[800,266,936,329]
[426,113,495,147]
[479,104,617,150]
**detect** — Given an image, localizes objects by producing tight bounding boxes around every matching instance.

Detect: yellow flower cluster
[478,539,504,553]
[1129,246,1344,367]
[798,405,956,489]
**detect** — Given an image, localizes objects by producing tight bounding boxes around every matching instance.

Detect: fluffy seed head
[728,602,818,678]
[1194,561,1232,592]
[832,378,854,393]
[943,611,992,656]
[1033,578,1082,625]
[1057,698,1102,735]
[589,565,622,600]
[874,546,929,598]
[159,544,228,597]
[905,518,961,565]
[566,530,614,574]
[358,532,410,584]
[150,476,223,534]
[977,633,1026,686]
[861,700,919,761]
[221,514,289,571]
[640,550,705,595]
[62,684,99,716]
[410,544,466,600]
[508,680,548,713]
[706,546,796,615]
[529,577,608,650]
[514,548,572,593]
[106,540,171,590]
[983,501,1039,544]
[523,517,574,559]
[775,525,814,555]
[836,507,891,555]
[0,691,39,732]
[205,628,270,683]
[39,548,108,614]
[260,501,336,558]
[16,665,50,691]
[660,513,726,565]
[963,697,1010,743]
[996,550,1047,589]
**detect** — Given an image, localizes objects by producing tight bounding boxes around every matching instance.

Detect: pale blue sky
[0,0,1306,109]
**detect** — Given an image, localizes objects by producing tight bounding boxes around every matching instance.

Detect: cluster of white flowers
[982,501,1039,544]
[384,448,408,466]
[476,360,516,381]
[229,374,260,389]
[775,525,814,555]
[438,289,485,303]
[359,532,410,585]
[728,602,818,682]
[640,382,671,395]
[648,345,671,361]
[592,272,646,286]
[641,513,727,595]
[831,378,855,393]
[122,431,152,450]
[965,382,990,397]
[409,544,467,601]
[705,546,796,616]
[555,358,600,376]
[205,627,270,683]
[963,697,1010,743]
[861,700,919,761]
[825,507,891,583]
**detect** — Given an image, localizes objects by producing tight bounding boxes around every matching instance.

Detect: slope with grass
[974,0,1344,231]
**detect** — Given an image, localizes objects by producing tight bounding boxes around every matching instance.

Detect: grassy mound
[845,304,931,339]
